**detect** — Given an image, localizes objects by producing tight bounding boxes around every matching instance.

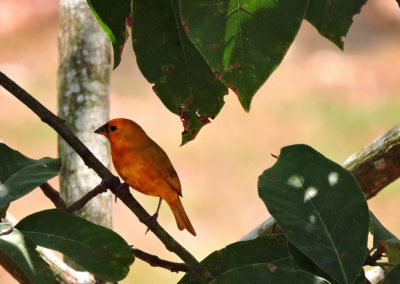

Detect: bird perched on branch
[95,118,196,236]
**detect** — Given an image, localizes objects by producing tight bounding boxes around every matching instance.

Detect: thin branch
[66,182,108,213]
[132,248,189,273]
[0,71,211,282]
[40,182,67,210]
[242,122,400,241]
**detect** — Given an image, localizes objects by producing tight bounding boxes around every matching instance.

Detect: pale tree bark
[58,0,112,236]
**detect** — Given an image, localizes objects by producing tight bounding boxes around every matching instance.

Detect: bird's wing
[149,143,182,196]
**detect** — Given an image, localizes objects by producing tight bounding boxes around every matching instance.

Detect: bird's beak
[94,124,108,136]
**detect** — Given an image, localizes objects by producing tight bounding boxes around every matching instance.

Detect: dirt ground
[0,1,400,283]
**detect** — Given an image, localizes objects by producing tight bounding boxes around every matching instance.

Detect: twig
[0,71,211,282]
[132,248,189,273]
[40,182,67,210]
[242,122,400,241]
[66,182,108,213]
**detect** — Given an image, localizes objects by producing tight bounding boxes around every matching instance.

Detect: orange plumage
[95,118,196,236]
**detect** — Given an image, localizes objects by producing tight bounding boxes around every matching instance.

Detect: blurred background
[0,0,399,283]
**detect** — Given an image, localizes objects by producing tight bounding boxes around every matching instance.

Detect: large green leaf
[305,0,367,49]
[370,211,399,248]
[132,0,228,144]
[0,143,61,208]
[16,209,134,282]
[87,0,131,69]
[209,263,330,284]
[179,234,291,283]
[0,224,54,284]
[288,242,369,284]
[384,264,400,284]
[258,144,369,284]
[180,0,308,111]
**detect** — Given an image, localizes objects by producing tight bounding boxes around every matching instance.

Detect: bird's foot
[144,212,159,234]
[114,182,129,203]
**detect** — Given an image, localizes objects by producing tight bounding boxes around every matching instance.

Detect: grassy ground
[0,1,399,283]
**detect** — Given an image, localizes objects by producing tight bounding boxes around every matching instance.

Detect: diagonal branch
[40,182,67,210]
[0,71,211,282]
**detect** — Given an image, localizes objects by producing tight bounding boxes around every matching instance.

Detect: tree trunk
[58,0,112,239]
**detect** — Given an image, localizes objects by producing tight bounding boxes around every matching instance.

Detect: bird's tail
[168,198,196,236]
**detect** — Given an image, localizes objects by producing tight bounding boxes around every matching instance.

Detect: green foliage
[370,211,399,248]
[88,0,368,142]
[0,143,134,282]
[386,243,400,268]
[87,0,131,69]
[180,234,291,283]
[384,264,400,284]
[16,209,134,282]
[0,143,61,208]
[131,0,228,144]
[0,224,54,284]
[208,264,330,284]
[305,0,367,49]
[258,144,369,284]
[180,0,307,111]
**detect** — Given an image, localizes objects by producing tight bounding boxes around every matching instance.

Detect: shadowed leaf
[384,264,400,284]
[305,0,367,49]
[16,209,134,282]
[0,224,54,284]
[0,143,61,208]
[258,144,369,284]
[209,263,330,284]
[370,211,399,248]
[180,0,308,111]
[288,242,370,284]
[87,0,131,69]
[179,234,291,283]
[132,0,227,144]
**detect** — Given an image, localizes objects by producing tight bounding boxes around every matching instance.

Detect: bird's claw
[115,182,129,203]
[144,212,159,234]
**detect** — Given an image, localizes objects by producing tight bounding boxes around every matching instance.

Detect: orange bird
[95,118,196,236]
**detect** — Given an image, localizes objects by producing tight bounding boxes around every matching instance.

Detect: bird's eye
[110,125,117,132]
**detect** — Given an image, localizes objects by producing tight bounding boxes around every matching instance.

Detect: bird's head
[95,118,150,148]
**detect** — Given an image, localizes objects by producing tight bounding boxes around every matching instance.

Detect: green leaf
[179,234,291,283]
[384,264,400,284]
[209,263,330,284]
[16,209,134,282]
[0,143,61,208]
[370,211,399,248]
[0,203,10,219]
[0,224,54,284]
[180,0,308,111]
[258,144,369,284]
[387,243,400,267]
[132,0,228,144]
[288,242,370,284]
[305,0,367,49]
[87,0,131,69]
